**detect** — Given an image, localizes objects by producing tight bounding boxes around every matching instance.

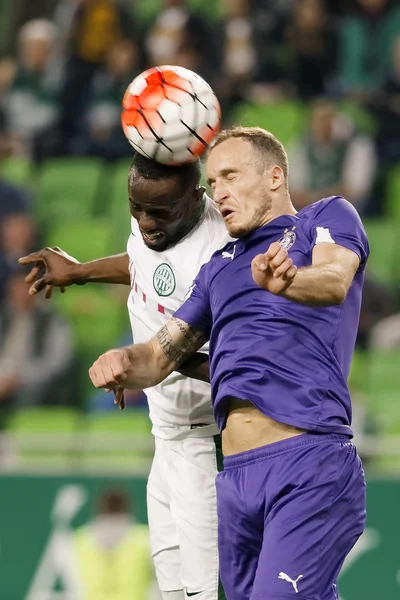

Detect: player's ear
[195,186,206,202]
[270,166,285,191]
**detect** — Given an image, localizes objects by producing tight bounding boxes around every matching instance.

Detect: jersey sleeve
[173,264,212,339]
[311,196,370,268]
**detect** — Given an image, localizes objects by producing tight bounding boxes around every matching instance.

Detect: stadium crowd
[0,0,399,458]
[1,0,399,181]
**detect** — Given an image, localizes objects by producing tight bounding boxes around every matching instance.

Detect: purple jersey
[174,196,369,436]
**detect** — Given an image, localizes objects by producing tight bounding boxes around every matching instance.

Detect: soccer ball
[121,65,221,165]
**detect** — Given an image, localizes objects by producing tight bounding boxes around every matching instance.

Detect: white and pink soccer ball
[121,65,221,165]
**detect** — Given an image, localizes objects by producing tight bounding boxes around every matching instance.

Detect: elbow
[330,283,348,306]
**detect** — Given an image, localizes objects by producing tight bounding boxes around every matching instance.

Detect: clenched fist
[251,241,297,295]
[89,349,132,410]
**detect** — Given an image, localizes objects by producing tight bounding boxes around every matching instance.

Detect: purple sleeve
[311,197,369,267]
[174,265,212,338]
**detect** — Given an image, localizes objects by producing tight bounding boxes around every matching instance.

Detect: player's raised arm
[252,240,359,306]
[286,241,360,305]
[89,317,208,391]
[18,249,130,298]
[252,197,369,307]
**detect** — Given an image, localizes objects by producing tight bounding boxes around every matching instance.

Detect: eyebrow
[207,168,238,186]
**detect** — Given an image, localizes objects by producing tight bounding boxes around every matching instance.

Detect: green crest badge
[153,263,176,297]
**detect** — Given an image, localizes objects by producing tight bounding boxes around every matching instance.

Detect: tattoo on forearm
[156,318,204,366]
[177,352,210,383]
[156,326,184,365]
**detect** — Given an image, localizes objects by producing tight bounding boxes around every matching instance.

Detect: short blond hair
[210,126,289,179]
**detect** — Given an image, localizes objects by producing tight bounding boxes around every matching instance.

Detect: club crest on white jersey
[153,263,176,297]
[126,193,232,437]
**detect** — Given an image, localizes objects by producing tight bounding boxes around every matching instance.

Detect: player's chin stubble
[229,198,272,238]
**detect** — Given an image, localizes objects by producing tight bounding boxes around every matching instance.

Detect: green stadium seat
[86,409,152,435]
[348,348,368,391]
[8,407,83,466]
[45,218,112,263]
[54,285,127,403]
[135,0,161,23]
[81,409,153,469]
[1,156,32,185]
[135,0,219,23]
[9,406,80,433]
[363,350,400,435]
[190,0,220,18]
[230,100,307,147]
[363,219,400,285]
[385,165,400,220]
[35,158,103,226]
[55,286,125,354]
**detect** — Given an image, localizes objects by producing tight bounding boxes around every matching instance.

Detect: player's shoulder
[298,195,362,227]
[207,239,237,267]
[129,215,139,236]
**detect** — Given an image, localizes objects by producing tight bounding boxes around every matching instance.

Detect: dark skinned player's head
[128,153,204,252]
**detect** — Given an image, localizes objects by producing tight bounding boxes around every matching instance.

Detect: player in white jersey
[19,153,230,600]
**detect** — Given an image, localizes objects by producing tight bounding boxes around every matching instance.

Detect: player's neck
[260,196,297,227]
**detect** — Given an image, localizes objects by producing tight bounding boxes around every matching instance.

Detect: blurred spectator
[73,487,153,600]
[59,0,136,142]
[0,267,75,432]
[0,213,37,304]
[53,0,83,55]
[145,0,215,82]
[288,99,377,211]
[215,0,259,113]
[0,177,30,221]
[4,0,58,53]
[71,39,141,160]
[3,19,61,152]
[338,0,400,98]
[0,131,31,221]
[369,35,400,165]
[232,0,290,105]
[369,313,400,349]
[357,271,398,350]
[220,0,257,84]
[356,269,400,352]
[0,58,17,97]
[284,0,338,98]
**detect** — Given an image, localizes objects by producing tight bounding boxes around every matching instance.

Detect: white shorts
[147,431,223,599]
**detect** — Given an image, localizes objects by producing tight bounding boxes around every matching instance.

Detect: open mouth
[141,230,164,245]
[221,208,234,220]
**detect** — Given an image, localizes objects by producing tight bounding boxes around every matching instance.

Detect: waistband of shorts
[222,432,351,470]
[153,422,219,440]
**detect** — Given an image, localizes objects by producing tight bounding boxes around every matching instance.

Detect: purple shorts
[216,433,366,600]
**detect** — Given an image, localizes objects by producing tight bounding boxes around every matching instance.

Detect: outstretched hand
[251,241,297,295]
[18,247,80,299]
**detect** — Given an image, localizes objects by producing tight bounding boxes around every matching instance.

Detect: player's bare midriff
[222,398,308,456]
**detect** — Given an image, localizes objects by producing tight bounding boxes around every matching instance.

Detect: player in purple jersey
[88,126,369,600]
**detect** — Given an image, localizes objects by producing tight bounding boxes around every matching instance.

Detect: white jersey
[127,194,231,439]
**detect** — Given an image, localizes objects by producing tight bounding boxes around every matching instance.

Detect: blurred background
[0,0,399,598]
